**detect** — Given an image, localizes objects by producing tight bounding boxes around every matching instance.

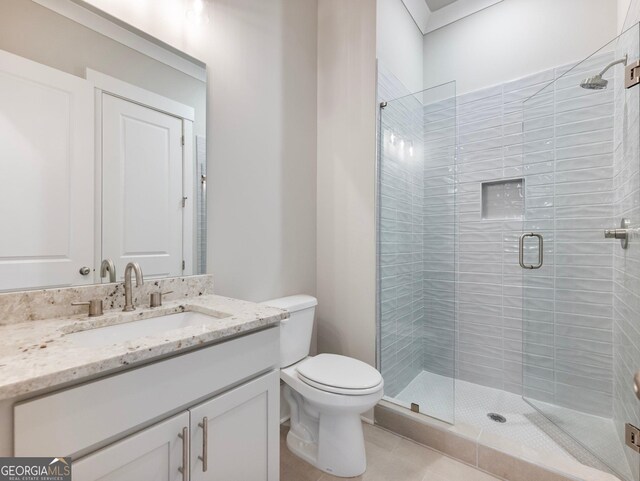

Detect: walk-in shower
[377,23,640,481]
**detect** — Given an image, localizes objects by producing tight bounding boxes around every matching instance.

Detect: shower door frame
[375,75,458,425]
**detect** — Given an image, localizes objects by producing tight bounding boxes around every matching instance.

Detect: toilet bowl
[261,295,384,478]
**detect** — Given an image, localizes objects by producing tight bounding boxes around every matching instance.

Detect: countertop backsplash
[0,275,215,325]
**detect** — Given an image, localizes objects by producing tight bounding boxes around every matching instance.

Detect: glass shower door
[612,23,640,481]
[522,24,640,481]
[378,81,457,424]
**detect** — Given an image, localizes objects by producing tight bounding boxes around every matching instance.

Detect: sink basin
[66,311,226,347]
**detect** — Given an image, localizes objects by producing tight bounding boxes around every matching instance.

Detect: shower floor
[391,371,632,481]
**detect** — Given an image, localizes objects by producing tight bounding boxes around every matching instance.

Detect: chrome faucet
[100,259,116,283]
[123,262,144,312]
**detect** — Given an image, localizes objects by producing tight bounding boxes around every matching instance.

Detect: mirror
[0,0,207,291]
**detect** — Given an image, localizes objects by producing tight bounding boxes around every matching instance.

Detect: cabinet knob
[79,266,91,276]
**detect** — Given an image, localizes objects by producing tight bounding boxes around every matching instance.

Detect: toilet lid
[296,354,383,392]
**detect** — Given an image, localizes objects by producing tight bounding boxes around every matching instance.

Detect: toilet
[262,295,384,478]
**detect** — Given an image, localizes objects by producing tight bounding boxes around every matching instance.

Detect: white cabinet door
[73,412,189,481]
[0,49,94,290]
[102,93,184,280]
[189,371,280,481]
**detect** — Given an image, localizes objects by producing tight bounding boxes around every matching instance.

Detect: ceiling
[403,0,504,34]
[424,0,459,12]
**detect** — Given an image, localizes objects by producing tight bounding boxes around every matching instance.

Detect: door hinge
[625,423,640,453]
[181,135,185,146]
[182,196,188,207]
[182,260,185,270]
[626,60,640,89]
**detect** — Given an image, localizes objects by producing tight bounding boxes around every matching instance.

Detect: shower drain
[487,413,507,423]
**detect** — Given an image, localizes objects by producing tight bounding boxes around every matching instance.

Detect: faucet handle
[149,291,174,308]
[100,259,116,283]
[72,299,104,317]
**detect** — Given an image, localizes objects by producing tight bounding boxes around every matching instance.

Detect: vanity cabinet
[189,371,279,481]
[13,327,280,481]
[72,371,279,481]
[73,412,188,481]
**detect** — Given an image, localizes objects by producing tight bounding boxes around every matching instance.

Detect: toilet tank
[261,295,317,368]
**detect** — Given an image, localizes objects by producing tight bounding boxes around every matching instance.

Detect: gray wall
[316,0,378,374]
[376,0,424,93]
[422,0,617,95]
[204,0,318,303]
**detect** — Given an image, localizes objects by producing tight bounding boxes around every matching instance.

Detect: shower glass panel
[522,24,640,481]
[378,81,457,424]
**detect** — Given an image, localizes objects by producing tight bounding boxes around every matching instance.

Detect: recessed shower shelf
[481,178,524,220]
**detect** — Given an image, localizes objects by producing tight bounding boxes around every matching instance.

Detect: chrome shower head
[580,75,608,90]
[580,54,628,90]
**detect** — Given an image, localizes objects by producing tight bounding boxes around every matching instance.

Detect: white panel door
[0,49,94,290]
[73,412,188,481]
[189,371,280,481]
[102,93,184,279]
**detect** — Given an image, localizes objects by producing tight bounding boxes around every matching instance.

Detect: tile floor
[393,371,630,481]
[280,422,502,481]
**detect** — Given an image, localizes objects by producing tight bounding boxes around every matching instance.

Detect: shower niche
[481,178,524,220]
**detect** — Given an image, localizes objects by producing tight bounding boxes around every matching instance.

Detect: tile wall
[420,91,457,386]
[421,52,617,415]
[378,64,428,397]
[520,51,616,416]
[613,22,640,481]
[379,50,620,418]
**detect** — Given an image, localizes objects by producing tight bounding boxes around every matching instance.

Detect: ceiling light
[186,0,209,24]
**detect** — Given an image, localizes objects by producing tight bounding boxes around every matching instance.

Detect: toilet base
[280,359,384,478]
[286,413,367,478]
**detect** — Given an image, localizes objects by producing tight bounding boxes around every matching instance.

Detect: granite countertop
[0,295,288,401]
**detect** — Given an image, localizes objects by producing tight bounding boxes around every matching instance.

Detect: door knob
[79,266,91,276]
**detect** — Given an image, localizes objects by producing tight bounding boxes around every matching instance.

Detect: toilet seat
[295,354,383,395]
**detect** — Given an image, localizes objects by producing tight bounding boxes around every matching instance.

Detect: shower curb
[374,401,619,481]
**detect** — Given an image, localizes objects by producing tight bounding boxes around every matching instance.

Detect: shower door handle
[519,233,543,269]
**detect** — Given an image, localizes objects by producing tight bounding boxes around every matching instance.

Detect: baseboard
[360,415,374,425]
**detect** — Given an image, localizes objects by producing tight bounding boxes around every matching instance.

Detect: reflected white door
[102,94,184,279]
[0,49,94,290]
